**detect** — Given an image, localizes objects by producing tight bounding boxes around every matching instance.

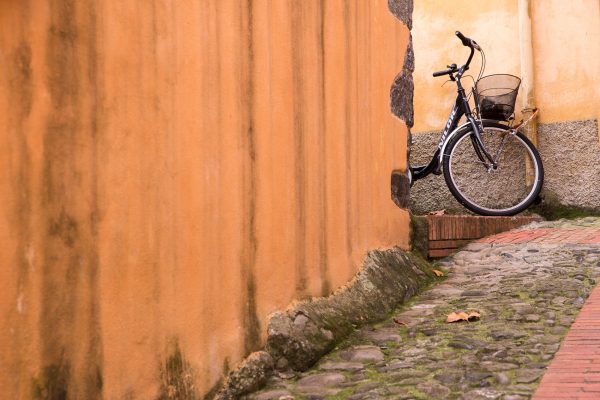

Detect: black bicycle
[409,31,544,216]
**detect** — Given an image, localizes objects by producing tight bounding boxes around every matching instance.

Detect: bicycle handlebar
[432,31,481,78]
[456,31,481,51]
[433,64,458,77]
[455,31,470,46]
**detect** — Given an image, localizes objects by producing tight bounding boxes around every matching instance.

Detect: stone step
[411,214,543,258]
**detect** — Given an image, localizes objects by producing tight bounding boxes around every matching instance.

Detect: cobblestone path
[246,218,600,400]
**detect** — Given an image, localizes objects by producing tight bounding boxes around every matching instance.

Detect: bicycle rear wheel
[443,122,544,216]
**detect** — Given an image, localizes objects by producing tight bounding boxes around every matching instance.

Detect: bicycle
[408,31,544,216]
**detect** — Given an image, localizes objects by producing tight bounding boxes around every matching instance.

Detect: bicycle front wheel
[443,122,544,216]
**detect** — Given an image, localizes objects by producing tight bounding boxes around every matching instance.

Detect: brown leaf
[446,311,469,323]
[467,311,481,322]
[432,269,444,277]
[428,210,446,216]
[393,317,408,326]
[446,311,481,323]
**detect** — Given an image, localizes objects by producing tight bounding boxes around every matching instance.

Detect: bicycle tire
[443,121,544,216]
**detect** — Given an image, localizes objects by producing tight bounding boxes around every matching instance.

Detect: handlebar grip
[455,31,471,47]
[433,69,450,77]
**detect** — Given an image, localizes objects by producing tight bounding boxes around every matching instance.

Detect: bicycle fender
[436,122,471,171]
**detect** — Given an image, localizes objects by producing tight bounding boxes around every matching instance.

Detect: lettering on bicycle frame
[437,105,459,149]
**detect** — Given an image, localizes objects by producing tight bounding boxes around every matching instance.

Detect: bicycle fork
[468,116,499,171]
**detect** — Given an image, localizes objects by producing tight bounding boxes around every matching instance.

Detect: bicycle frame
[410,73,497,183]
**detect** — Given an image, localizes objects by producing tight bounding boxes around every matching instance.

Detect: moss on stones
[531,190,600,220]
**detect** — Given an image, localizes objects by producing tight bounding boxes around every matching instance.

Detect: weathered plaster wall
[412,0,600,132]
[537,120,600,208]
[0,1,412,398]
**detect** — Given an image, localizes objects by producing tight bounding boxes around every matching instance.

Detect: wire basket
[475,74,521,121]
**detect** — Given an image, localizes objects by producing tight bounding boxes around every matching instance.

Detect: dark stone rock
[490,330,526,340]
[362,328,403,344]
[540,335,560,344]
[550,326,568,335]
[462,290,486,297]
[515,369,543,384]
[339,345,384,363]
[391,70,414,127]
[350,371,368,382]
[492,349,508,359]
[449,341,474,350]
[216,351,274,399]
[378,361,412,372]
[524,314,541,322]
[494,372,510,385]
[434,372,463,384]
[465,371,493,383]
[391,172,410,209]
[552,296,567,305]
[462,388,502,400]
[388,0,413,29]
[416,382,451,399]
[481,362,519,372]
[403,34,415,72]
[253,389,294,400]
[421,328,437,336]
[297,372,346,388]
[397,377,423,386]
[319,361,364,372]
[352,382,380,395]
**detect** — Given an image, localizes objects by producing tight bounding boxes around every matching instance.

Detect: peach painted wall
[412,0,600,133]
[0,1,410,398]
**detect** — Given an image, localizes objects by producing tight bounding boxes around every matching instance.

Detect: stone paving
[245,218,600,400]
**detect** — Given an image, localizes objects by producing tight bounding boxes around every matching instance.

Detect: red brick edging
[534,284,600,399]
[477,227,600,245]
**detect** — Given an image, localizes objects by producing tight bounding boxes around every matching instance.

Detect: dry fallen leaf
[428,210,446,216]
[432,269,444,277]
[467,311,481,322]
[446,311,470,323]
[393,317,408,326]
[446,311,481,323]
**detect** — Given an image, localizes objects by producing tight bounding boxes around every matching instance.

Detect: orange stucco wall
[0,1,410,398]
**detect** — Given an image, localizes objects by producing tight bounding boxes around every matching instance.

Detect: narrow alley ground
[247,218,600,399]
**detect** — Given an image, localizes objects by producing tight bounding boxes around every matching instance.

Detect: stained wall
[0,1,411,398]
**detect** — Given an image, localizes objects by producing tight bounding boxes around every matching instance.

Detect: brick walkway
[534,285,600,399]
[477,227,600,245]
